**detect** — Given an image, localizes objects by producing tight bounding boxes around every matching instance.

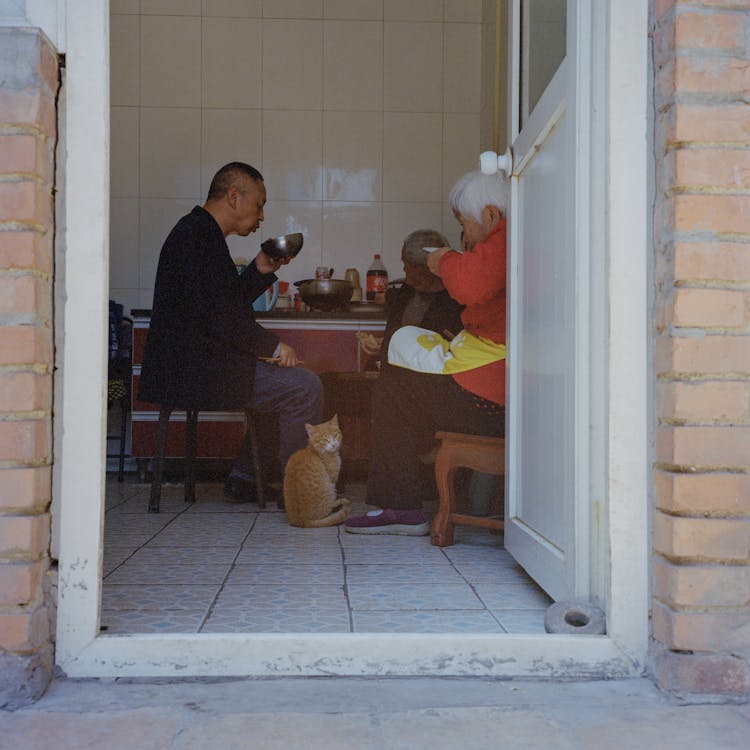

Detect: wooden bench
[430,431,505,547]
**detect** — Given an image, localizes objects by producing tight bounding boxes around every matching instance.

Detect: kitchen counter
[131,307,388,321]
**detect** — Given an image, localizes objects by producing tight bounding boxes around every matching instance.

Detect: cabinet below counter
[129,310,387,469]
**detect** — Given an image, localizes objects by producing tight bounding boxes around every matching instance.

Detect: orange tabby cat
[283,414,351,528]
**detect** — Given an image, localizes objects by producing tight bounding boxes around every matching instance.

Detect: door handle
[480,147,514,176]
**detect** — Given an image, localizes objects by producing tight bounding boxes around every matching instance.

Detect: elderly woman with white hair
[346,160,508,535]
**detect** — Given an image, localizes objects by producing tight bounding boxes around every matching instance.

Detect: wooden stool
[148,407,265,513]
[430,431,505,547]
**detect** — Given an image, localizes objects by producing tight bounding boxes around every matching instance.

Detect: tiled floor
[102,478,552,635]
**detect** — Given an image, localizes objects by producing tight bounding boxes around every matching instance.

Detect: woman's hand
[276,342,299,367]
[426,247,452,276]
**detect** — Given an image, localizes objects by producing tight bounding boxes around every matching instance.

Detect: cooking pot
[294,279,353,312]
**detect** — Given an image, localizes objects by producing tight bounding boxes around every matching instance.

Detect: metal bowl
[260,232,304,261]
[295,279,353,312]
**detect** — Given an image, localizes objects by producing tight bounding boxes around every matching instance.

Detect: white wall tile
[262,110,323,201]
[442,202,462,249]
[139,198,200,289]
[384,22,443,112]
[262,20,323,109]
[110,0,139,15]
[201,109,263,198]
[444,23,482,112]
[323,20,383,111]
[109,288,142,317]
[140,107,202,198]
[324,0,382,20]
[202,18,262,108]
[110,14,139,107]
[384,0,442,21]
[140,16,201,106]
[383,112,442,202]
[110,198,140,289]
[202,0,262,16]
[141,0,201,14]
[382,201,444,274]
[259,201,324,282]
[323,111,382,202]
[322,202,382,272]
[111,107,140,197]
[444,0,482,22]
[443,112,480,198]
[263,0,323,18]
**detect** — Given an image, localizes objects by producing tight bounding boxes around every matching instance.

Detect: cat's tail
[300,498,351,528]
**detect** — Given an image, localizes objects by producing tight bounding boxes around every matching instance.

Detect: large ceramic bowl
[295,279,353,312]
[260,232,304,261]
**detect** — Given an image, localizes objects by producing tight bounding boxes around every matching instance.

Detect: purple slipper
[344,508,429,536]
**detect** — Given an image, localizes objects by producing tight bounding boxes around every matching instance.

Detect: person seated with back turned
[345,161,508,535]
[138,161,323,502]
[358,228,464,373]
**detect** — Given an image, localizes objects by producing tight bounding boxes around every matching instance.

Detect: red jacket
[438,220,506,405]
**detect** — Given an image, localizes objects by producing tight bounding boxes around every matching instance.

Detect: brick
[0,467,51,512]
[674,241,750,282]
[0,181,52,227]
[655,335,750,375]
[674,103,750,144]
[658,380,750,421]
[0,607,50,651]
[0,231,52,274]
[0,325,52,365]
[0,560,45,606]
[0,372,52,412]
[674,149,750,192]
[653,556,749,606]
[655,470,750,515]
[675,56,750,96]
[657,425,750,468]
[651,643,750,697]
[0,276,52,321]
[0,514,50,557]
[0,135,39,174]
[0,89,56,138]
[0,420,51,463]
[675,194,750,235]
[672,288,747,328]
[675,12,745,50]
[653,511,750,559]
[652,600,750,652]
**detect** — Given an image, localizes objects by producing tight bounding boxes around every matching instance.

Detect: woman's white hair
[448,170,508,223]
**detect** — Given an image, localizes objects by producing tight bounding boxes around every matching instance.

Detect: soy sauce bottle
[366,253,388,302]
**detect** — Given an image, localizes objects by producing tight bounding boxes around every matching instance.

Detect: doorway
[55,0,650,678]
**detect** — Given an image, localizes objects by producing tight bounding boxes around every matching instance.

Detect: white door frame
[51,0,650,678]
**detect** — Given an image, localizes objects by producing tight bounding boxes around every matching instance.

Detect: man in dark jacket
[139,162,322,501]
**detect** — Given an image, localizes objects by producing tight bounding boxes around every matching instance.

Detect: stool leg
[148,406,171,513]
[430,445,458,547]
[185,409,197,504]
[245,411,265,509]
[117,394,127,482]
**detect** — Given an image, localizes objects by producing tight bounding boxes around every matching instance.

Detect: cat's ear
[304,423,314,438]
[330,414,339,427]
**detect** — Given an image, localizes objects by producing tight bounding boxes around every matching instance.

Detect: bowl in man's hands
[261,232,304,261]
[294,279,353,312]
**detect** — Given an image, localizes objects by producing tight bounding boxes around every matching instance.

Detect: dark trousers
[366,366,504,510]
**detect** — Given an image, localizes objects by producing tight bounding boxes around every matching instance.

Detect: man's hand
[276,341,299,367]
[255,249,291,275]
[426,247,452,276]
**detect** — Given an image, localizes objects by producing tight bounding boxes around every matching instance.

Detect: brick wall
[652,0,750,697]
[0,28,57,708]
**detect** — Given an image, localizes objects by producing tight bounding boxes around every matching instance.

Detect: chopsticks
[258,356,305,365]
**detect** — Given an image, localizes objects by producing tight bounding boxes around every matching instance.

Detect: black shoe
[223,475,257,503]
